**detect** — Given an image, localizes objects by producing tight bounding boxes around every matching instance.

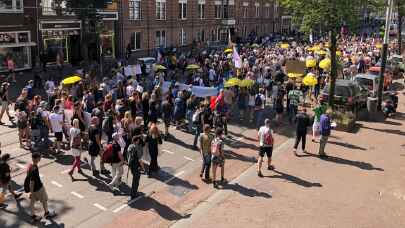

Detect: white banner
[191,86,218,98]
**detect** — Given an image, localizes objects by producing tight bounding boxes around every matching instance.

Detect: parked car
[321,80,368,111]
[366,66,392,89]
[354,74,381,97]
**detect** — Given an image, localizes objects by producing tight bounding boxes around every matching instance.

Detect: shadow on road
[221,182,272,198]
[328,141,367,151]
[361,125,405,136]
[266,169,322,188]
[300,151,384,171]
[129,196,191,221]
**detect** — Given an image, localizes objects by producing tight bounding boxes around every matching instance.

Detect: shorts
[211,155,224,167]
[30,186,48,204]
[312,121,320,134]
[259,146,273,158]
[54,132,63,142]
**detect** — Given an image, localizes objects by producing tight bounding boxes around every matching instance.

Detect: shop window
[44,37,68,64]
[179,28,186,46]
[197,30,205,42]
[129,0,141,20]
[178,1,187,20]
[0,47,30,71]
[0,0,23,12]
[214,5,221,19]
[131,32,141,50]
[156,0,166,20]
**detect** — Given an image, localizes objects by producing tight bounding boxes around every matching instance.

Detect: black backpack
[255,95,263,107]
[23,165,34,193]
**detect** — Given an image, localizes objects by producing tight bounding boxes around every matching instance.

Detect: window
[129,0,141,20]
[0,0,23,12]
[178,2,187,19]
[179,28,186,46]
[215,5,221,19]
[41,0,56,15]
[198,3,205,19]
[266,6,270,18]
[131,32,141,50]
[156,0,166,20]
[243,7,248,18]
[255,4,260,18]
[223,4,228,18]
[197,30,205,42]
[155,30,166,47]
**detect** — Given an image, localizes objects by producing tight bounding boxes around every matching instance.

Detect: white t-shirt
[45,80,55,95]
[258,126,273,147]
[49,113,63,132]
[126,85,134,97]
[69,127,81,156]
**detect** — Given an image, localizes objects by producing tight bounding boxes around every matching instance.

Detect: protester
[146,124,162,177]
[127,136,145,199]
[199,124,213,181]
[107,133,124,190]
[319,110,332,157]
[257,119,275,177]
[87,117,103,176]
[312,100,326,142]
[0,82,14,125]
[0,153,22,208]
[49,106,64,154]
[211,128,225,188]
[68,119,83,179]
[293,108,311,156]
[288,85,303,123]
[27,152,55,222]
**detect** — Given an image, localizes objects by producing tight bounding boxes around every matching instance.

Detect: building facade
[0,0,36,72]
[122,0,282,59]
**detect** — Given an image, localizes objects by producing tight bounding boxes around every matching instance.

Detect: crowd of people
[0,34,402,222]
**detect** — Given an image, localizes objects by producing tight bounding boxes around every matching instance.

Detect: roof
[354,74,379,80]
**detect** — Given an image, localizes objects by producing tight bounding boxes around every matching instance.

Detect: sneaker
[92,170,99,176]
[258,171,263,177]
[44,211,56,219]
[267,165,275,170]
[220,177,227,183]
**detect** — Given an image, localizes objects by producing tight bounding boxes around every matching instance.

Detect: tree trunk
[328,30,338,108]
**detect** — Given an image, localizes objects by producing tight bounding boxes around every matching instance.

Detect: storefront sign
[40,21,81,31]
[98,11,118,21]
[0,33,16,45]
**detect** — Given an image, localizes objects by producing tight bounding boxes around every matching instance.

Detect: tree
[397,0,405,54]
[280,0,367,108]
[64,0,103,66]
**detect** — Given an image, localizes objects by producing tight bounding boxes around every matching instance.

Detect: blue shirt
[319,114,331,136]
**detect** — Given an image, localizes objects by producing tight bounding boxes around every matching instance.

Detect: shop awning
[0,42,36,48]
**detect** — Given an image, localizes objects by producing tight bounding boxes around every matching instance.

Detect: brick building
[122,0,282,59]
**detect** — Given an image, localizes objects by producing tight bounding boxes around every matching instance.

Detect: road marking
[235,137,244,141]
[162,149,174,154]
[93,203,107,211]
[51,181,63,188]
[16,163,26,169]
[71,191,84,199]
[113,195,143,213]
[113,204,128,213]
[183,156,194,162]
[164,171,185,184]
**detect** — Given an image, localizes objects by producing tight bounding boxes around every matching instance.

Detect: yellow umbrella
[303,73,318,87]
[306,59,317,68]
[156,64,167,71]
[336,51,342,57]
[62,75,81,85]
[186,64,200,70]
[280,43,289,49]
[239,79,255,87]
[224,48,233,54]
[224,77,241,87]
[287,73,304,78]
[319,58,331,70]
[376,43,383,49]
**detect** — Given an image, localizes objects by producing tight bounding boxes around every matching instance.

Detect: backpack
[192,111,201,124]
[71,132,81,149]
[263,129,274,146]
[211,138,221,156]
[23,164,33,193]
[101,144,114,163]
[255,95,263,107]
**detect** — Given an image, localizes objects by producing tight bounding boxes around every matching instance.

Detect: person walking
[198,124,213,181]
[257,119,275,177]
[107,133,124,190]
[319,110,332,158]
[49,106,64,154]
[211,128,225,188]
[288,85,303,123]
[68,119,83,180]
[192,105,204,148]
[26,152,55,222]
[87,117,104,176]
[161,95,173,140]
[0,82,14,125]
[0,153,23,208]
[312,101,326,142]
[254,89,266,130]
[146,124,162,177]
[126,136,145,200]
[293,108,311,156]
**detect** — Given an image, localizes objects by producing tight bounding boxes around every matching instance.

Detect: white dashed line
[71,191,84,199]
[51,181,63,188]
[162,149,174,154]
[183,156,194,162]
[113,195,143,213]
[164,171,185,184]
[93,203,107,211]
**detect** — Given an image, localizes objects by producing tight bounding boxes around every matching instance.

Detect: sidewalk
[171,94,405,228]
